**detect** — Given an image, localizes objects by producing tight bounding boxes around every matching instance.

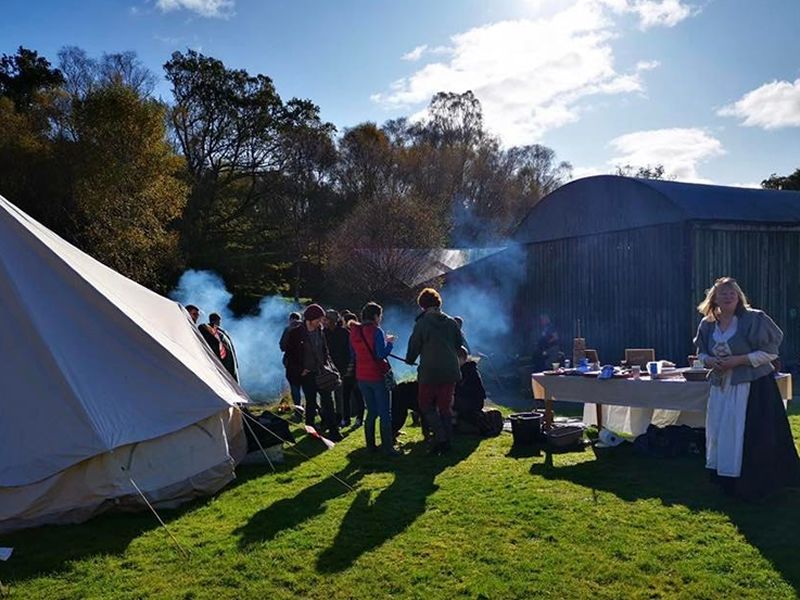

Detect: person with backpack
[454,346,485,432]
[405,288,465,454]
[350,302,399,456]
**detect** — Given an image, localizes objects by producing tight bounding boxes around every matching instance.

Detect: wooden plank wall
[519,223,691,364]
[691,223,800,367]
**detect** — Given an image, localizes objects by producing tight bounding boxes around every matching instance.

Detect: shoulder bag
[359,326,397,391]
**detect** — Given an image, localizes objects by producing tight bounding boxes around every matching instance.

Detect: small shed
[510,175,800,366]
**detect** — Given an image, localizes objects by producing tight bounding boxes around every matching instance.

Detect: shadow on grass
[235,435,481,573]
[0,430,333,586]
[531,445,800,593]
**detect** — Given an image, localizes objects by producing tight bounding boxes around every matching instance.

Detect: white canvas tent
[0,195,249,533]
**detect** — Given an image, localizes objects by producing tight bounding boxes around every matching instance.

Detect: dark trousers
[351,383,365,421]
[301,373,337,433]
[336,377,356,422]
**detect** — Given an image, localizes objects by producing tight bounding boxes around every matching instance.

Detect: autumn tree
[70,84,187,290]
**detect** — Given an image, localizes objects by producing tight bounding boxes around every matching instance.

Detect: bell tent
[0,195,249,533]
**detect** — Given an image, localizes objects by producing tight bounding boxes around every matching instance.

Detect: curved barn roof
[514,175,800,244]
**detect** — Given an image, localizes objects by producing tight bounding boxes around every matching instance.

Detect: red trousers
[417,383,456,417]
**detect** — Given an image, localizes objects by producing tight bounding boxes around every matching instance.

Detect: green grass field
[2,404,800,600]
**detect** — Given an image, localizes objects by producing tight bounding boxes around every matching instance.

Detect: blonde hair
[697,277,750,321]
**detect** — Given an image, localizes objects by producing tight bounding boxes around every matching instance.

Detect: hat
[304,304,325,321]
[325,309,340,323]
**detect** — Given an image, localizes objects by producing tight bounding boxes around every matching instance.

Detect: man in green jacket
[406,287,465,454]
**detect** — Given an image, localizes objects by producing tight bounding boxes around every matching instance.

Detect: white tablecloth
[532,373,792,436]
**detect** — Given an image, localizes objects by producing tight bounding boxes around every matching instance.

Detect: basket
[509,412,544,445]
[683,369,710,382]
[546,424,584,448]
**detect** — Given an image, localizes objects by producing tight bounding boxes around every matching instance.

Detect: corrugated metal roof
[355,247,507,287]
[514,175,800,244]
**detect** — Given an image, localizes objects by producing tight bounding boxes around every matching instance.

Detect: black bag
[358,326,397,391]
[315,362,341,392]
[479,408,504,437]
[309,328,341,392]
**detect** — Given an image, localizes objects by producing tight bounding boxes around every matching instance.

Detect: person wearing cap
[283,304,341,440]
[324,309,352,428]
[406,288,465,454]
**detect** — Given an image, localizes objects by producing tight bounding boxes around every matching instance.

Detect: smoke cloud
[170,270,299,400]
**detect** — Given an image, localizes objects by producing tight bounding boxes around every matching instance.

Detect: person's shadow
[234,435,481,573]
[531,445,800,593]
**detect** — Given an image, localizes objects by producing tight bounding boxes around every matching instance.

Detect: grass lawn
[2,403,800,599]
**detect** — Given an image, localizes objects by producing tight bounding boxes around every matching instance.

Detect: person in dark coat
[199,313,237,382]
[283,304,341,441]
[280,312,303,408]
[325,309,352,427]
[342,310,364,427]
[406,287,465,454]
[454,346,485,431]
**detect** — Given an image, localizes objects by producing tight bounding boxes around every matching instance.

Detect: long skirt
[716,374,800,501]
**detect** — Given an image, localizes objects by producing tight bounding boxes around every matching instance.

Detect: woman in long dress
[694,277,800,500]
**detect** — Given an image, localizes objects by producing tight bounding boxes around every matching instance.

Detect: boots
[364,417,378,452]
[423,408,446,455]
[380,417,401,456]
[440,413,454,454]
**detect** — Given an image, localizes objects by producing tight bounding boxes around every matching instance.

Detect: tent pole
[240,413,276,473]
[236,408,355,493]
[124,472,189,558]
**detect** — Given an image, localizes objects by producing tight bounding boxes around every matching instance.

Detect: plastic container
[546,424,584,448]
[509,412,544,445]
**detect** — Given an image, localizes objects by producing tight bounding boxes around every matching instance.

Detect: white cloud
[717,78,800,129]
[372,0,697,146]
[402,45,428,62]
[609,127,725,182]
[571,165,606,180]
[635,59,660,71]
[727,181,762,189]
[628,0,696,29]
[155,0,234,18]
[373,2,650,145]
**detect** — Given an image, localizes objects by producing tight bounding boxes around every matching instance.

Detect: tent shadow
[531,447,800,593]
[234,436,481,572]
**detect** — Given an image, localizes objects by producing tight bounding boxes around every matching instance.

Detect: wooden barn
[452,175,800,369]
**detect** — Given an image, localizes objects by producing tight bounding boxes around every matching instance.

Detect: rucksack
[478,408,503,437]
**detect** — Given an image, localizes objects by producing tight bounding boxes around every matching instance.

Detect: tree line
[3,46,796,311]
[0,46,573,310]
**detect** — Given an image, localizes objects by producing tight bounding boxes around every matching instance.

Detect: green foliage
[0,46,573,306]
[0,46,64,113]
[3,409,800,599]
[762,168,800,191]
[70,84,187,291]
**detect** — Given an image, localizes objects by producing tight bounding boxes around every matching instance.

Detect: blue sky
[3,0,799,186]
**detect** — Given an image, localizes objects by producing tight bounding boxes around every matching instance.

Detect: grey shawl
[693,308,783,386]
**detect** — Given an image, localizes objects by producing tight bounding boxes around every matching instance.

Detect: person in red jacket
[350,302,399,455]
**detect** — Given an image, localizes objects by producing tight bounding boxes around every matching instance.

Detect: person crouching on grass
[454,346,486,433]
[406,288,465,455]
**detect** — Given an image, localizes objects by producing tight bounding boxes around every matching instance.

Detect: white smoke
[170,270,299,400]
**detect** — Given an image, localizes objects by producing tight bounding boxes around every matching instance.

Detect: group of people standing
[280,287,473,456]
